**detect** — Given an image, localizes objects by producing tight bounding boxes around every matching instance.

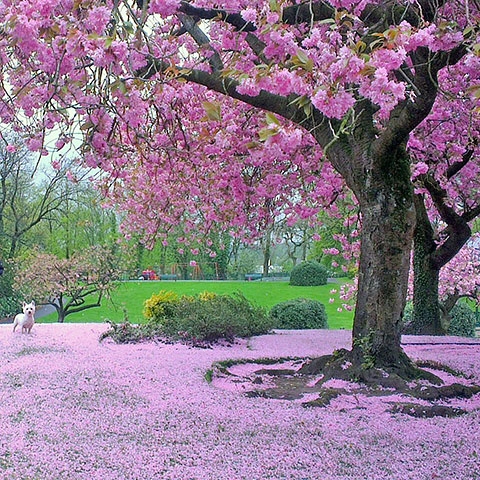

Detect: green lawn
[39,280,354,329]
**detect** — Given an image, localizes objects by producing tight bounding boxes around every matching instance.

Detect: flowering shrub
[143,290,180,321]
[168,293,273,343]
[289,261,328,286]
[270,298,328,330]
[198,291,217,302]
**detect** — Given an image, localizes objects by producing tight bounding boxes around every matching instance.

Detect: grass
[38,279,354,329]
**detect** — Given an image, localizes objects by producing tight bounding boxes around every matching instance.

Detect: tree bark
[410,177,473,334]
[410,195,445,334]
[348,145,416,371]
[262,228,272,276]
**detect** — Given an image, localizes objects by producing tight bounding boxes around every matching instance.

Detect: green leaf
[105,36,115,48]
[291,50,314,72]
[258,126,279,141]
[265,112,280,125]
[269,0,279,13]
[123,22,135,35]
[296,50,310,65]
[467,84,480,99]
[80,121,94,131]
[202,101,222,122]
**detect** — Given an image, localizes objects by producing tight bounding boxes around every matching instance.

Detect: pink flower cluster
[0,0,477,253]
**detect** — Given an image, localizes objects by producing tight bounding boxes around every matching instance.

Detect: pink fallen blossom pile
[1,324,479,480]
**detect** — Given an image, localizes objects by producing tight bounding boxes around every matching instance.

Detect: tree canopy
[0,0,479,379]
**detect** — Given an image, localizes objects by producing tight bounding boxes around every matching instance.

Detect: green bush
[0,266,22,319]
[269,298,328,329]
[289,261,328,286]
[101,291,274,344]
[0,296,20,319]
[143,290,180,321]
[167,293,273,342]
[448,303,476,338]
[402,301,476,337]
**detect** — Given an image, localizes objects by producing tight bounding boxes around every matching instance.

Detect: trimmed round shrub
[289,261,328,286]
[269,298,328,329]
[448,303,476,338]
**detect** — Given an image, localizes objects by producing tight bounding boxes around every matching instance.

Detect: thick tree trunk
[410,195,445,334]
[410,192,471,334]
[54,303,66,323]
[341,142,417,373]
[353,199,415,370]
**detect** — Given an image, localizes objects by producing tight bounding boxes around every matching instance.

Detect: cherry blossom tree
[406,233,480,331]
[14,246,118,323]
[408,77,480,334]
[0,0,479,382]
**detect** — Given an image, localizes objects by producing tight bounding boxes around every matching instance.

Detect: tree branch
[137,58,335,144]
[374,45,467,160]
[282,2,335,25]
[178,14,224,72]
[446,147,475,179]
[178,1,256,32]
[418,173,472,269]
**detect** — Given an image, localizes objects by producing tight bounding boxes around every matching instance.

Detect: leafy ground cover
[1,324,479,479]
[38,280,354,329]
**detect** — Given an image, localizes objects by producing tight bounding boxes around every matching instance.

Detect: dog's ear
[22,302,26,308]
[32,301,35,306]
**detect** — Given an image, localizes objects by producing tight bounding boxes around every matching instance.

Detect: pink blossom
[87,6,111,34]
[27,137,43,152]
[412,161,429,178]
[148,0,180,16]
[311,88,355,119]
[240,8,256,24]
[1,325,479,480]
[236,78,261,97]
[324,247,340,256]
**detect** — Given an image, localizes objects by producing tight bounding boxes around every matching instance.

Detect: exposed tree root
[211,350,480,418]
[389,403,467,418]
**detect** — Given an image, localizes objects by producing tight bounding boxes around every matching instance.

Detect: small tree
[14,246,119,323]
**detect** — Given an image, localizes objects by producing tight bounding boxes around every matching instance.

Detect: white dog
[13,301,36,333]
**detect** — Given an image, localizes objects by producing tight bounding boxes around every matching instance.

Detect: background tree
[41,179,119,259]
[14,246,119,323]
[277,219,314,269]
[0,136,81,318]
[310,195,360,277]
[407,80,480,334]
[0,135,77,259]
[0,0,479,382]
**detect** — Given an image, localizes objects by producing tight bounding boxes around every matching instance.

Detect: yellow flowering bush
[143,290,180,321]
[198,291,217,302]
